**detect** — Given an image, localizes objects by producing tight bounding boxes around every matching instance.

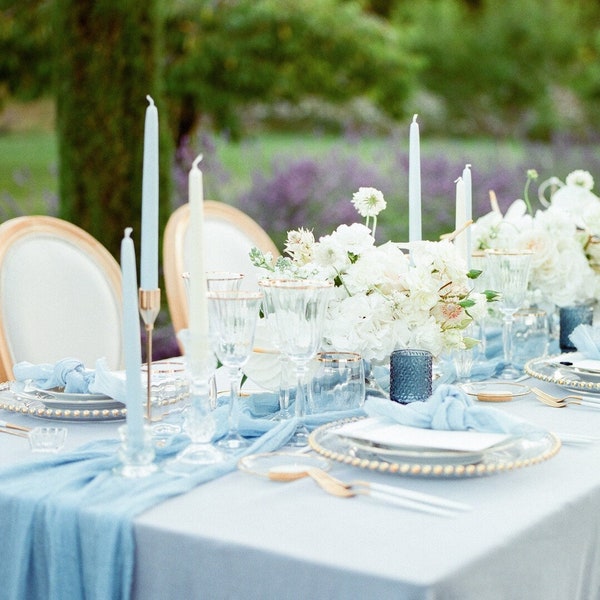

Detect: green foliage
[0,0,54,106]
[53,0,172,259]
[163,0,417,142]
[394,0,588,138]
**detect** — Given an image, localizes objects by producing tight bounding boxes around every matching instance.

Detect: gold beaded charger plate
[525,356,600,394]
[308,417,561,478]
[0,382,126,422]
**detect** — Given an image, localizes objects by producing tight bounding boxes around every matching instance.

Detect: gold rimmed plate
[308,417,560,478]
[461,382,530,402]
[0,384,125,422]
[238,452,331,480]
[525,356,600,393]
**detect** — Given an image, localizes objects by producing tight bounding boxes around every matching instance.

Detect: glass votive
[512,308,549,368]
[390,349,433,404]
[28,426,67,453]
[142,360,190,435]
[309,352,365,414]
[114,424,157,478]
[560,304,594,352]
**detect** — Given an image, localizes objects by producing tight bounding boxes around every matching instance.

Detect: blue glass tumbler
[559,304,594,352]
[390,349,433,404]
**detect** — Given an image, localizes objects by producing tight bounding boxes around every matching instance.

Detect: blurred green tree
[163,0,417,145]
[394,0,586,138]
[53,0,172,259]
[0,0,53,107]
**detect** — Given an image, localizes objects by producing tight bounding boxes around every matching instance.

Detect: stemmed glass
[164,332,225,475]
[260,279,333,446]
[207,290,263,452]
[258,279,294,419]
[183,271,245,408]
[485,249,533,380]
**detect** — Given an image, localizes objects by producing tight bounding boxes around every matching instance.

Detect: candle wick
[412,114,418,123]
[465,163,471,169]
[192,154,204,169]
[146,95,155,106]
[124,227,133,239]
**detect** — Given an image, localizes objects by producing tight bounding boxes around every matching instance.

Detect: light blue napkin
[364,384,540,435]
[569,324,600,360]
[0,392,362,600]
[13,358,95,393]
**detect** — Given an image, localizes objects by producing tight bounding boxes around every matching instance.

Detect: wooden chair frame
[163,201,279,346]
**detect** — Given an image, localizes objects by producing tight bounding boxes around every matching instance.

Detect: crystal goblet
[258,278,294,420]
[207,290,263,452]
[260,279,333,446]
[485,249,533,380]
[183,271,245,409]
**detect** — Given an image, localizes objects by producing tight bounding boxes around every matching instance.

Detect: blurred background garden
[3,0,600,356]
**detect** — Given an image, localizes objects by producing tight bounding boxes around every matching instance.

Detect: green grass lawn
[0,131,58,215]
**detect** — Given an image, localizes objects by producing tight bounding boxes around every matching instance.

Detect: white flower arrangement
[471,169,600,307]
[250,190,491,362]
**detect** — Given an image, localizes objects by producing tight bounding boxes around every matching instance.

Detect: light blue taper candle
[140,95,159,290]
[121,228,144,450]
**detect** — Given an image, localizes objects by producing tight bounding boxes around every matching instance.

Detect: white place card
[336,417,511,453]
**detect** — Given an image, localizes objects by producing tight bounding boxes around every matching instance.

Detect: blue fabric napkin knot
[13,357,95,393]
[569,324,600,359]
[364,383,539,435]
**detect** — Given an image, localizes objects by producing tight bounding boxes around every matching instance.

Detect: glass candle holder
[559,304,594,352]
[309,352,365,414]
[28,426,67,453]
[114,424,158,478]
[390,349,432,404]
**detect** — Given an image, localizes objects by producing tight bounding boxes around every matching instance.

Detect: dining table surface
[1,371,600,600]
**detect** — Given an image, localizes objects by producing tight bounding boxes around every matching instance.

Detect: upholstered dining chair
[163,201,279,342]
[0,216,123,381]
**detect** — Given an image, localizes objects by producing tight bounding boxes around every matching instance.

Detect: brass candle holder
[139,288,161,421]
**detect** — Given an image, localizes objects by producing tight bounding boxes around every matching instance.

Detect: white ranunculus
[328,222,374,254]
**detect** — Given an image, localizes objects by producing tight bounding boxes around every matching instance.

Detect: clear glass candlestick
[485,249,533,380]
[165,334,224,475]
[207,290,263,452]
[260,279,333,446]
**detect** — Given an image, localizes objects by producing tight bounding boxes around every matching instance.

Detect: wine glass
[260,279,333,446]
[164,332,225,475]
[258,278,294,420]
[485,249,533,380]
[183,271,245,408]
[207,290,263,451]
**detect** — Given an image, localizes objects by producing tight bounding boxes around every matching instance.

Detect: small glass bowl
[28,426,67,453]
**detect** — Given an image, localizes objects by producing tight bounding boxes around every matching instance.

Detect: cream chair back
[0,216,123,381]
[163,201,279,341]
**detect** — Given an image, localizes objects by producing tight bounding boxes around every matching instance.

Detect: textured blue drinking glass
[559,304,594,352]
[390,349,433,404]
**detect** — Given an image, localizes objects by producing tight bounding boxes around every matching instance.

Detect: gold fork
[306,468,470,517]
[532,387,600,409]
